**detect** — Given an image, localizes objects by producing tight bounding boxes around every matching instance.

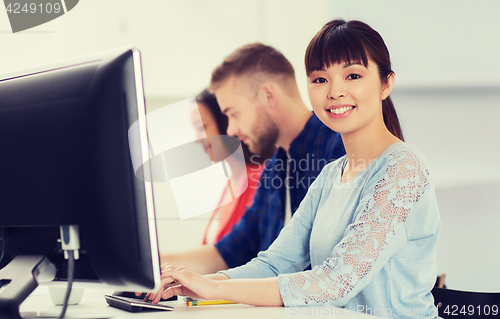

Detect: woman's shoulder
[371,142,432,184]
[382,142,430,169]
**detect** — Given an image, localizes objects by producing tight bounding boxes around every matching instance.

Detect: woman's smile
[325,104,356,119]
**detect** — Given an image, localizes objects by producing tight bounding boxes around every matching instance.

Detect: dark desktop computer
[0,47,161,319]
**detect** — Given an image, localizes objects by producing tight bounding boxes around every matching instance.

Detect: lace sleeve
[278,149,430,306]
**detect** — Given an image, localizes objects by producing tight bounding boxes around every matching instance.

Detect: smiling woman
[305,20,404,141]
[147,19,441,319]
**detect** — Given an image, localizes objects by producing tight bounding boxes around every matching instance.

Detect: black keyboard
[112,291,177,301]
[104,295,174,312]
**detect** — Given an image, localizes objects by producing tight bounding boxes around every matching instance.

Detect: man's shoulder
[307,122,344,158]
[284,115,345,165]
[306,114,341,141]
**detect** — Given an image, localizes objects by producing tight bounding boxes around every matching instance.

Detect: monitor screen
[0,48,161,296]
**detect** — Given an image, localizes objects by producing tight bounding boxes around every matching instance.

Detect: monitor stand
[0,256,56,319]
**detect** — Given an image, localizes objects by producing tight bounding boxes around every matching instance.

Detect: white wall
[2,0,500,292]
[2,1,500,98]
[393,90,500,291]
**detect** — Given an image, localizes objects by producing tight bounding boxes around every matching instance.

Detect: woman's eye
[312,77,327,84]
[347,74,361,80]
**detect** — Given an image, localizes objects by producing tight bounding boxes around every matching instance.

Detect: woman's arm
[160,245,228,275]
[146,163,328,306]
[152,268,284,306]
[145,170,330,305]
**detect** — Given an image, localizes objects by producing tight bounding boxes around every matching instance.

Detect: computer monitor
[0,47,161,317]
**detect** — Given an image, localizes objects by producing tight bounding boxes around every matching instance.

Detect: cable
[0,227,5,267]
[58,250,75,319]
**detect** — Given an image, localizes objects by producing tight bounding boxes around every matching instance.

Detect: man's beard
[248,110,279,155]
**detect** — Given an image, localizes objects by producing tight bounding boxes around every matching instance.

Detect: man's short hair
[209,43,296,96]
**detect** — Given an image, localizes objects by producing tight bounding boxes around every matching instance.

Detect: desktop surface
[21,287,378,319]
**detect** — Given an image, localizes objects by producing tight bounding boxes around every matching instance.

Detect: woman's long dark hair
[195,89,268,164]
[195,89,229,136]
[305,19,404,141]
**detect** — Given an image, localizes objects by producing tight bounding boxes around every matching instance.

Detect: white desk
[20,287,378,319]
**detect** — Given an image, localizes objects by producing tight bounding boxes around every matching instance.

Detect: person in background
[191,89,272,245]
[150,19,440,318]
[159,43,345,275]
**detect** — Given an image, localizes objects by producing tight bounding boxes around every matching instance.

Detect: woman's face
[191,102,221,161]
[307,59,393,137]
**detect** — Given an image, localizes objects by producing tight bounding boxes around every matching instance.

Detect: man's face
[215,76,279,155]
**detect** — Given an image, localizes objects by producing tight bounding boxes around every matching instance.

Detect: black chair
[431,287,500,318]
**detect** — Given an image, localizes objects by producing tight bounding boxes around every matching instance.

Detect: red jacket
[202,163,264,244]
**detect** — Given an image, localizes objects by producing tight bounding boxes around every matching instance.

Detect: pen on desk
[186,300,237,306]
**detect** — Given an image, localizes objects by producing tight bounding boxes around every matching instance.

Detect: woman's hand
[145,265,221,304]
[134,262,174,299]
[141,264,282,306]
